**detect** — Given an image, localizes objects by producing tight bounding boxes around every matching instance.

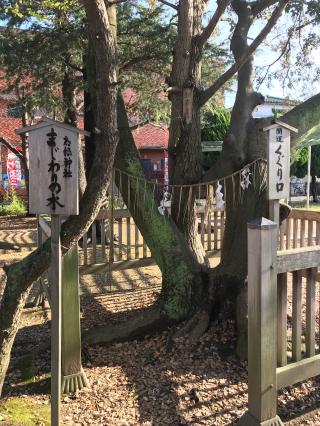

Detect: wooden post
[61,245,89,394]
[306,145,311,209]
[269,199,279,226]
[17,118,87,426]
[50,215,62,426]
[238,218,284,426]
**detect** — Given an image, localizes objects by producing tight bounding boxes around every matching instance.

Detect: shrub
[0,190,27,216]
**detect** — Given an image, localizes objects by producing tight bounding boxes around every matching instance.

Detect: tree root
[82,308,174,346]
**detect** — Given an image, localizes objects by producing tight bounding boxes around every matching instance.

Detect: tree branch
[251,0,279,16]
[119,54,159,72]
[197,0,231,50]
[0,137,24,161]
[157,0,178,11]
[199,0,289,106]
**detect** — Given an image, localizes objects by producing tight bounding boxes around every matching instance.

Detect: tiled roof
[133,123,168,150]
[0,99,22,144]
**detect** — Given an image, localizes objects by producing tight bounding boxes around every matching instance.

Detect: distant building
[252,95,300,119]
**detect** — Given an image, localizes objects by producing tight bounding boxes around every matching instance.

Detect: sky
[210,6,320,108]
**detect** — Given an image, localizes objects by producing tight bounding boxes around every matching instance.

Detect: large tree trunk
[167,0,207,265]
[84,94,209,344]
[0,0,118,397]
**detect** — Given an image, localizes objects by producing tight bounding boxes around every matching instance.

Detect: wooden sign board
[17,119,86,215]
[264,121,298,201]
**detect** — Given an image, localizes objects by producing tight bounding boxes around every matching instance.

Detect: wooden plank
[118,218,123,261]
[50,215,62,425]
[292,270,303,362]
[80,257,156,275]
[135,225,139,259]
[200,213,205,247]
[82,232,88,266]
[220,211,225,249]
[306,267,317,358]
[293,218,298,249]
[96,208,131,220]
[277,354,320,390]
[286,219,291,250]
[308,220,314,246]
[92,221,97,264]
[277,273,287,367]
[300,219,306,248]
[28,126,79,216]
[207,212,212,251]
[279,221,285,250]
[80,249,220,275]
[100,220,106,261]
[277,246,320,273]
[126,217,131,260]
[246,218,278,422]
[61,245,88,394]
[317,222,320,245]
[109,214,114,263]
[289,209,320,222]
[214,211,218,250]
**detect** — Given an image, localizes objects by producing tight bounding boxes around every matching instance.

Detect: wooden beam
[289,209,320,222]
[277,354,320,390]
[276,246,320,273]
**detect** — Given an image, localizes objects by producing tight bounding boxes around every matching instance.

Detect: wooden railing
[279,209,320,250]
[239,217,320,426]
[37,208,319,274]
[79,207,226,271]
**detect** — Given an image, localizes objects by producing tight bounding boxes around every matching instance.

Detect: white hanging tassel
[240,167,252,190]
[215,180,225,210]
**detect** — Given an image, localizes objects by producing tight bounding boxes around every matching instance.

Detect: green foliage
[0,0,85,121]
[0,190,27,216]
[201,102,231,171]
[291,145,320,178]
[201,102,231,142]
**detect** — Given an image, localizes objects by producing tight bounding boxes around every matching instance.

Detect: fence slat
[135,225,139,259]
[277,273,287,367]
[109,213,114,263]
[286,219,291,250]
[306,267,317,357]
[293,219,298,249]
[220,211,225,250]
[308,221,314,246]
[317,222,320,245]
[83,233,88,266]
[118,218,123,261]
[292,270,303,362]
[279,221,285,250]
[100,220,106,261]
[92,222,97,264]
[300,220,306,248]
[214,211,218,250]
[126,217,131,260]
[200,213,205,247]
[207,212,212,251]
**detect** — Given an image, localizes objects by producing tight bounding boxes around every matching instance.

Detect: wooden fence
[238,216,320,426]
[279,209,320,250]
[78,207,226,273]
[37,208,319,276]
